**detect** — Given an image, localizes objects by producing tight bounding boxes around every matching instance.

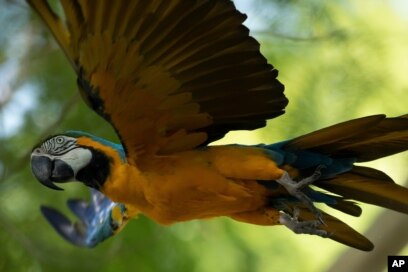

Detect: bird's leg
[275,165,325,223]
[279,208,329,237]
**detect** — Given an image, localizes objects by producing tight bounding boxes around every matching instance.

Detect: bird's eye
[35,148,41,154]
[56,137,64,144]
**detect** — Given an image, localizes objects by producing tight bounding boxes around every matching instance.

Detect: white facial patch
[59,148,93,175]
[35,135,78,156]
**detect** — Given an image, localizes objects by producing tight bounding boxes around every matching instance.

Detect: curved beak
[31,156,74,191]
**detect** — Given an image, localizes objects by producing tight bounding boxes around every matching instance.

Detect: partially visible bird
[28,0,408,251]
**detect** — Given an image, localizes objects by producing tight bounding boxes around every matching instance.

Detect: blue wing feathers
[41,189,124,247]
[260,141,356,178]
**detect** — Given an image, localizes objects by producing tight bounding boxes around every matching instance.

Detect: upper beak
[31,156,74,191]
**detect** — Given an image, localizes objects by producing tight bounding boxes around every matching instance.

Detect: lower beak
[31,156,74,190]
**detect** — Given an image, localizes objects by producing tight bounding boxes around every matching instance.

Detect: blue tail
[256,115,408,251]
[259,114,408,214]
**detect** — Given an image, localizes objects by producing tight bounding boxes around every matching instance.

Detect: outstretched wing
[28,0,288,162]
[41,188,128,247]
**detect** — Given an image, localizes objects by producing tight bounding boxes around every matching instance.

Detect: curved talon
[276,166,326,223]
[296,165,325,188]
[279,210,329,237]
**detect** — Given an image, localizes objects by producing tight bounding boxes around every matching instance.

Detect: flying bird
[28,0,408,251]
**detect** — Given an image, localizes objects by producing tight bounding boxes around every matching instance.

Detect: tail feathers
[326,197,362,217]
[286,114,408,162]
[316,166,408,214]
[305,189,362,216]
[294,206,374,251]
[286,115,385,151]
[281,114,407,250]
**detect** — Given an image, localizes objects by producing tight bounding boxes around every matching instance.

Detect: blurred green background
[0,0,407,271]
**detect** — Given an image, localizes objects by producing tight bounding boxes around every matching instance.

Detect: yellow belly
[102,145,284,225]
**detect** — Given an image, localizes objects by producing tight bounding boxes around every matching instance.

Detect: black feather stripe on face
[75,147,111,190]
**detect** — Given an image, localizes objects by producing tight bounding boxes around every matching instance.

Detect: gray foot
[279,209,329,237]
[275,165,325,223]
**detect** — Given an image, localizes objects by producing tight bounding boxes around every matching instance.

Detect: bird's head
[31,131,125,191]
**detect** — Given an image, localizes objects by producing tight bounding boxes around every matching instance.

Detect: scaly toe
[279,211,330,238]
[275,166,326,223]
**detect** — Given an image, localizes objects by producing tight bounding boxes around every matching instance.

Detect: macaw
[28,0,408,251]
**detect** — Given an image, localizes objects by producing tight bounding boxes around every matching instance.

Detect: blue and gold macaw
[28,0,408,251]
